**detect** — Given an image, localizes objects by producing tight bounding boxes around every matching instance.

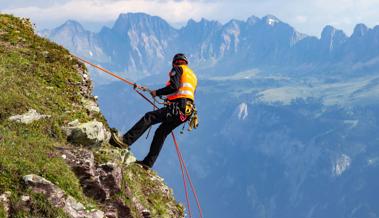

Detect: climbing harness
[164,100,198,132]
[73,54,204,218]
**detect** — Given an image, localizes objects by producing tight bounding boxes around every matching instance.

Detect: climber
[109,53,198,169]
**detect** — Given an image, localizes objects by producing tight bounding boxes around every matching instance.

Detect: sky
[1,0,379,37]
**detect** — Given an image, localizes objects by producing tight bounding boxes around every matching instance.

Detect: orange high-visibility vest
[167,65,197,101]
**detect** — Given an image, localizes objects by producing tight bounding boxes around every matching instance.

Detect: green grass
[9,193,69,218]
[0,14,183,217]
[0,206,6,218]
[94,148,184,217]
[122,165,184,218]
[0,124,86,202]
[0,14,99,216]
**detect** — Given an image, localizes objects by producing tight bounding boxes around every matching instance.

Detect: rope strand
[172,133,204,218]
[175,136,192,218]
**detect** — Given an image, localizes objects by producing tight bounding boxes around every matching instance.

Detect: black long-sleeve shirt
[155,66,183,96]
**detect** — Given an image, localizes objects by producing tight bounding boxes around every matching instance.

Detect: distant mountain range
[41,13,379,81]
[39,12,379,218]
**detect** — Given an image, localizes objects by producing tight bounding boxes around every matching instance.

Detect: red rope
[172,133,204,218]
[174,133,193,218]
[74,55,203,217]
[73,55,135,86]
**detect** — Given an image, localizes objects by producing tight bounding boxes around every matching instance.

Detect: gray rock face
[74,63,94,99]
[23,174,104,218]
[96,147,136,166]
[8,109,50,124]
[60,148,133,218]
[41,20,106,64]
[82,98,101,113]
[63,119,110,147]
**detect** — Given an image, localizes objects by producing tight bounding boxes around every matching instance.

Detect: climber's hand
[150,90,157,98]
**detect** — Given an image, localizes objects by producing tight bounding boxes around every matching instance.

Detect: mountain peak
[320,25,347,50]
[184,18,222,29]
[352,23,368,38]
[262,15,280,26]
[187,18,196,25]
[247,15,260,25]
[321,25,346,39]
[63,19,81,26]
[49,19,88,37]
[224,19,243,30]
[115,12,157,25]
[322,24,337,31]
[199,18,222,26]
[59,19,85,31]
[200,17,208,23]
[112,12,173,36]
[118,12,150,18]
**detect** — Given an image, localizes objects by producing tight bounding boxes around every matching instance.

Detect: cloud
[2,0,379,36]
[0,0,70,9]
[294,16,308,24]
[2,0,217,29]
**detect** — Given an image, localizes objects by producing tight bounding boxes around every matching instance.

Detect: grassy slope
[0,14,183,218]
[0,14,100,217]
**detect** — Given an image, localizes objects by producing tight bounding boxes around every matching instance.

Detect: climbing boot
[109,128,129,149]
[135,160,150,170]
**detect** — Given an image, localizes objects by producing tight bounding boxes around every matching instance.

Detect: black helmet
[172,53,188,65]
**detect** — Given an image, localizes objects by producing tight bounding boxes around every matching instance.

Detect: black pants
[123,105,185,167]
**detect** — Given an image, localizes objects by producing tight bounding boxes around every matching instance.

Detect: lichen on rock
[63,119,110,147]
[95,146,136,166]
[8,109,51,124]
[82,97,101,113]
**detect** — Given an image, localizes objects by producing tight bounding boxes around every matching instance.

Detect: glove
[150,90,157,98]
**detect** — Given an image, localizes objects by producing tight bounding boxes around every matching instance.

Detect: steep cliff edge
[0,14,184,218]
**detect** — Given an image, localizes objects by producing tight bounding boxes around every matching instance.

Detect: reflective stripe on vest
[167,65,197,101]
[182,82,194,89]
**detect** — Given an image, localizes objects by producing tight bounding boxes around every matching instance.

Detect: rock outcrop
[82,98,101,113]
[0,191,11,217]
[60,147,150,218]
[63,119,110,147]
[8,109,51,124]
[23,174,104,218]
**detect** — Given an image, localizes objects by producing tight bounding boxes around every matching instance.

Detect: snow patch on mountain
[267,18,278,26]
[238,103,248,120]
[264,15,280,26]
[332,154,351,176]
